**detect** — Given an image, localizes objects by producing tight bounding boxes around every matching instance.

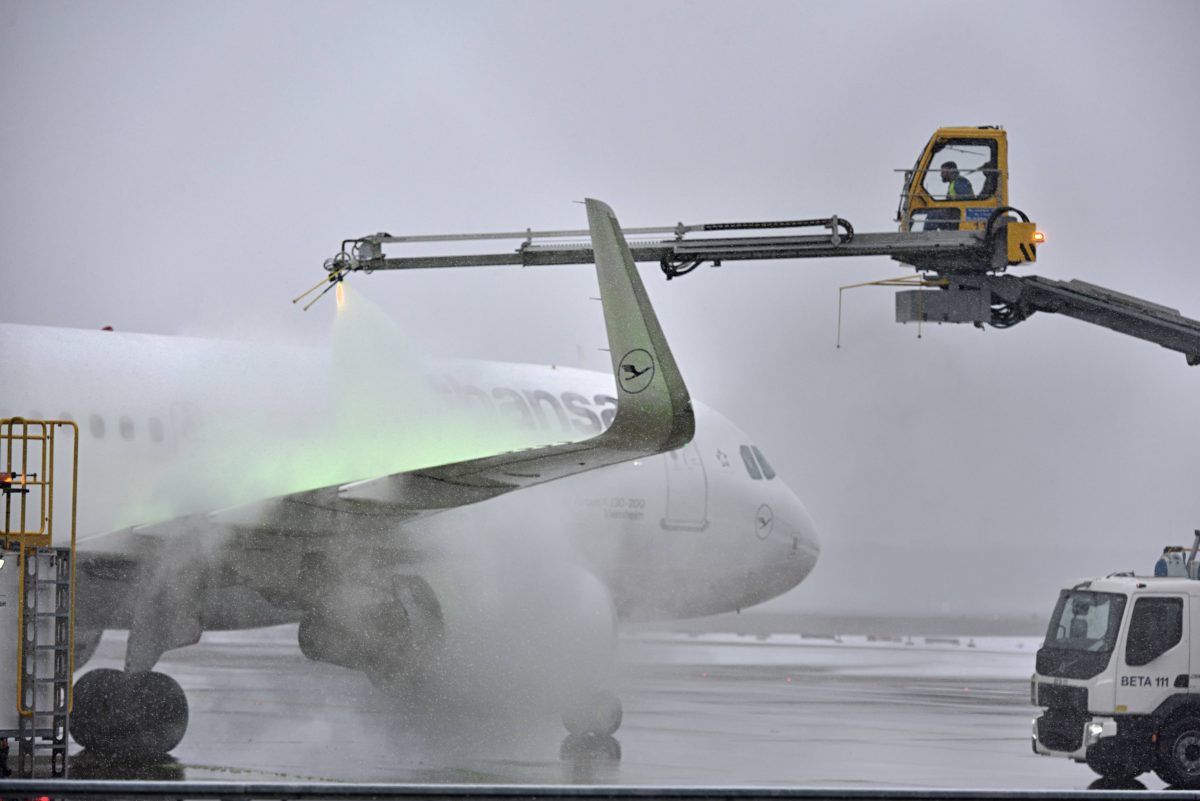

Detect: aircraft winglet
[586,198,694,454]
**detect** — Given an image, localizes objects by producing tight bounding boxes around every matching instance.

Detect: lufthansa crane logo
[618,348,655,394]
[755,504,774,540]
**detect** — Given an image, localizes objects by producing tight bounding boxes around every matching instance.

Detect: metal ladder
[15,547,73,778]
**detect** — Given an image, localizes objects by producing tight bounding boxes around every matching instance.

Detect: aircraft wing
[79,198,693,556]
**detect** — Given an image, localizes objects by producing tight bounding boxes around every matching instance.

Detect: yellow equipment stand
[1,417,78,779]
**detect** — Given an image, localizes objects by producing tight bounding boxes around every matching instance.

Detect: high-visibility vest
[947,178,959,199]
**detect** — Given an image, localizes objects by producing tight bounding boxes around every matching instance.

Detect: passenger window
[751,446,776,480]
[1125,597,1183,666]
[148,417,165,443]
[119,415,135,440]
[89,414,105,439]
[739,445,762,480]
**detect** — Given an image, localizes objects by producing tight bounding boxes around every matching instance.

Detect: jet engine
[296,550,621,734]
[298,572,445,690]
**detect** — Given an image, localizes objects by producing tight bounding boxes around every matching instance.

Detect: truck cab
[1032,572,1200,785]
[897,126,1009,234]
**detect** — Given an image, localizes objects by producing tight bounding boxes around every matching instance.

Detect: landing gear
[71,668,188,755]
[560,732,621,762]
[562,688,622,737]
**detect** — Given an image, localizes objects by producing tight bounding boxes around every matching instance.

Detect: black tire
[72,668,125,751]
[560,733,622,762]
[1155,717,1200,787]
[562,689,622,737]
[72,669,188,755]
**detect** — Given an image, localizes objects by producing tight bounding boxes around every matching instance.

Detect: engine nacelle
[297,548,618,713]
[297,573,444,682]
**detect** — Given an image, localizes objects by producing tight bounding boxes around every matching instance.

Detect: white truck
[1031,537,1200,785]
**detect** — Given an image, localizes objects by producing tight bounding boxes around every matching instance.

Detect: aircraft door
[661,442,708,531]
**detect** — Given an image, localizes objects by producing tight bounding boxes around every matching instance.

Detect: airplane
[0,199,820,755]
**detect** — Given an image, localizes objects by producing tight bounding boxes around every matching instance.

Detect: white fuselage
[1,321,819,621]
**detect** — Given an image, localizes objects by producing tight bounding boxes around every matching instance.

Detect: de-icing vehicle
[1032,533,1200,785]
[308,126,1200,366]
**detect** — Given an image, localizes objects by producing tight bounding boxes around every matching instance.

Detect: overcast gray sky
[2,0,1198,620]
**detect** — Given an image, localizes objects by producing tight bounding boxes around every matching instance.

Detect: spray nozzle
[293,264,348,312]
[295,235,390,311]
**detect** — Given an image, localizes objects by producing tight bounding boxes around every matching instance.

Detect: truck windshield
[1043,590,1127,653]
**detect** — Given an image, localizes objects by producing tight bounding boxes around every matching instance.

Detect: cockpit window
[751,446,776,480]
[739,445,762,480]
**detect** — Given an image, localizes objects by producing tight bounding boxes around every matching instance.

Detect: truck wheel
[1155,717,1200,787]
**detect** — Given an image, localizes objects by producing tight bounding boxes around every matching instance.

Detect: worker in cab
[923,161,976,231]
[940,161,975,202]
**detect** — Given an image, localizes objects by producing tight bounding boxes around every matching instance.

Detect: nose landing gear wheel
[562,689,622,737]
[560,732,621,762]
[72,668,189,755]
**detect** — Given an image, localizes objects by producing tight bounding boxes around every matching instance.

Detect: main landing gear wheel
[560,732,621,762]
[72,668,189,755]
[1156,717,1200,787]
[562,689,622,737]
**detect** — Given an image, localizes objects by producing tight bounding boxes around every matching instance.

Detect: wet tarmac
[54,627,1162,790]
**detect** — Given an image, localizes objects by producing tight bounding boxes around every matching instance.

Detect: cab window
[912,208,961,232]
[1044,590,1125,653]
[1125,597,1183,666]
[739,445,762,480]
[921,139,998,201]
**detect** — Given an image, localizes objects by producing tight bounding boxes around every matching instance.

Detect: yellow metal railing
[2,418,78,718]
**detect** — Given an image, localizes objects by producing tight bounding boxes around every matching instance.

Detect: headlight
[1087,722,1104,738]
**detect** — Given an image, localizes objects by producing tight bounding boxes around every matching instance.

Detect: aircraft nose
[740,482,820,608]
[775,484,820,588]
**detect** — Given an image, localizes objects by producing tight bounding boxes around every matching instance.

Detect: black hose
[661,216,855,279]
[984,206,1030,245]
[701,217,855,243]
[989,300,1029,329]
[660,257,704,280]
